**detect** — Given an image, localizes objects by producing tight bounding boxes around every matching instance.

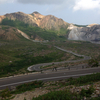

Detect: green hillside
[0,18,67,41]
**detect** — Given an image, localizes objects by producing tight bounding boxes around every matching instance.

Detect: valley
[0,40,82,77]
[0,11,100,100]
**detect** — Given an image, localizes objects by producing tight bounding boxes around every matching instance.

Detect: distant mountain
[0,11,69,31]
[0,11,100,42]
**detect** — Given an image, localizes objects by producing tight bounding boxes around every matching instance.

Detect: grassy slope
[0,39,81,77]
[0,25,27,41]
[53,40,100,59]
[0,18,67,41]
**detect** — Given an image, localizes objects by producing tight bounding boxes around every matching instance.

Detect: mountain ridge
[0,11,100,42]
[0,11,69,31]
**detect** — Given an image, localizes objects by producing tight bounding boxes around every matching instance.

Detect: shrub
[88,58,99,68]
[0,88,12,99]
[80,86,95,97]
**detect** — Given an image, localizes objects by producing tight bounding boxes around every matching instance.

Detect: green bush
[88,58,99,67]
[0,88,12,99]
[80,86,95,97]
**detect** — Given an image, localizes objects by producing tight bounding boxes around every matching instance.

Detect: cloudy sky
[0,0,100,25]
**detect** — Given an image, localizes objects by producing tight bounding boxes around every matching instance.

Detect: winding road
[28,46,91,71]
[0,45,99,90]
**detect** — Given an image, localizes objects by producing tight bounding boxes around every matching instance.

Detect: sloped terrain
[0,11,69,32]
[0,25,28,41]
[0,18,66,41]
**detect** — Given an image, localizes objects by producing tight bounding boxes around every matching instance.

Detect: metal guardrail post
[68,66,70,70]
[40,69,43,73]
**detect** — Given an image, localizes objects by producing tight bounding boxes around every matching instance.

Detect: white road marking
[0,73,93,88]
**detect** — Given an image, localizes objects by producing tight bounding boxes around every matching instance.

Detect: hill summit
[0,11,69,31]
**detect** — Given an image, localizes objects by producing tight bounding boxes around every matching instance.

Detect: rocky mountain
[39,15,68,30]
[4,12,38,27]
[68,24,100,42]
[0,11,69,31]
[0,11,100,42]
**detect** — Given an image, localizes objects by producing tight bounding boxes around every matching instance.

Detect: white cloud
[73,0,100,11]
[0,0,15,4]
[1,0,100,12]
[0,0,7,3]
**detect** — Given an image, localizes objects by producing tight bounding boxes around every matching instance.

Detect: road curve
[28,46,91,71]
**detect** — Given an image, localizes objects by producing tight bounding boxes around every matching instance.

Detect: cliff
[68,24,100,42]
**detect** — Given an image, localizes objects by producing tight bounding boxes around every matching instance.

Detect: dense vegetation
[0,18,67,41]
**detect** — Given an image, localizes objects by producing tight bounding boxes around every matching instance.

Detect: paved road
[28,46,91,71]
[0,67,100,90]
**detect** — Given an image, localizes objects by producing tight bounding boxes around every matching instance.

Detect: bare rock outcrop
[17,29,30,40]
[39,15,69,30]
[68,24,100,42]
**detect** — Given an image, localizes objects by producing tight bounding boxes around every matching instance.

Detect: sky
[0,0,100,25]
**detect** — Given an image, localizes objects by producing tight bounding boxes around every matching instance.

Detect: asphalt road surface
[0,67,100,90]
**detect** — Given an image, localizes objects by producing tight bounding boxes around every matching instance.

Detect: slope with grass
[0,25,28,41]
[0,39,82,77]
[0,18,67,41]
[53,40,100,60]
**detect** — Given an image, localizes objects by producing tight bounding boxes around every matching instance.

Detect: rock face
[1,11,100,42]
[17,29,30,40]
[0,11,69,31]
[68,24,100,42]
[39,15,69,30]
